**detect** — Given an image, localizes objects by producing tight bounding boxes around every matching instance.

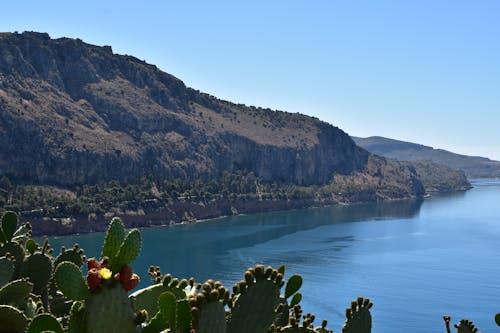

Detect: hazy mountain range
[353,136,500,179]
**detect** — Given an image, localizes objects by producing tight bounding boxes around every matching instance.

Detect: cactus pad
[0,304,28,333]
[228,266,282,333]
[101,217,125,260]
[342,297,373,333]
[0,256,14,286]
[113,228,141,272]
[85,284,137,333]
[1,211,18,242]
[285,275,303,299]
[27,313,64,333]
[55,261,90,301]
[0,278,33,306]
[68,301,86,333]
[54,244,85,268]
[20,253,52,294]
[0,241,25,276]
[454,319,480,333]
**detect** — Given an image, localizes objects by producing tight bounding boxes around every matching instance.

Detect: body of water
[47,180,500,332]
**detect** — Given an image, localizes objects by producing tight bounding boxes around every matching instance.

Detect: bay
[47,180,500,332]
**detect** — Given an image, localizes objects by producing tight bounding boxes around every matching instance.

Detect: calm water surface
[48,180,500,332]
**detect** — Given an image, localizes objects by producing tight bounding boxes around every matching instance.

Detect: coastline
[25,193,430,237]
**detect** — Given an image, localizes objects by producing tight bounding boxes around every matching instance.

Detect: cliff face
[0,32,369,186]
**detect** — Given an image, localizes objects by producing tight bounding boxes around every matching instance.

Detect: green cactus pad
[176,299,192,332]
[198,299,227,333]
[0,279,33,306]
[342,297,373,333]
[0,241,25,276]
[273,297,290,328]
[0,256,14,286]
[285,275,303,299]
[25,239,38,255]
[85,284,137,333]
[20,253,53,294]
[0,304,28,333]
[130,282,187,321]
[113,228,141,272]
[101,217,125,260]
[68,301,86,333]
[290,292,302,307]
[27,313,64,333]
[55,261,90,301]
[158,291,177,327]
[130,284,166,315]
[1,211,18,242]
[228,268,281,333]
[54,246,85,268]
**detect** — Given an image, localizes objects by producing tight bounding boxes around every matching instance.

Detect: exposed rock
[0,31,369,186]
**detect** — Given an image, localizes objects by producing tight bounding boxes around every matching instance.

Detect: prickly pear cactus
[190,279,229,333]
[85,285,137,333]
[227,265,283,333]
[1,211,18,243]
[274,304,331,333]
[0,256,14,286]
[0,278,33,306]
[342,297,373,333]
[20,253,52,295]
[0,304,28,333]
[54,244,85,268]
[443,316,480,333]
[27,313,64,333]
[101,217,141,273]
[0,241,25,277]
[55,261,90,301]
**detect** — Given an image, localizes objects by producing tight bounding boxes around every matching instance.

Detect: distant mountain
[0,32,469,212]
[352,136,500,179]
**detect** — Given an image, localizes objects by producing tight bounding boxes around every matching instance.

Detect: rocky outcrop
[0,31,369,186]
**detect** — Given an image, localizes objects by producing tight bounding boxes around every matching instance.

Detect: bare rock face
[0,31,371,186]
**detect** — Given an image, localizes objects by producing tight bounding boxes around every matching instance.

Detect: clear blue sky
[3,1,500,159]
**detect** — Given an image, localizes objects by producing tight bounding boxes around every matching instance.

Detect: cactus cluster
[2,210,495,333]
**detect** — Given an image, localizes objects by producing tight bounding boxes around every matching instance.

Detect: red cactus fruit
[87,268,101,290]
[87,257,101,271]
[122,273,140,291]
[119,265,133,285]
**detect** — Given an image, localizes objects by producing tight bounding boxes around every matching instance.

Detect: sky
[2,1,500,159]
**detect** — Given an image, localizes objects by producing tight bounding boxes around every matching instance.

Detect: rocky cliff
[0,31,369,186]
[0,31,471,207]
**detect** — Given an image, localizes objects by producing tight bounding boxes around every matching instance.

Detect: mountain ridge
[353,136,500,179]
[0,31,371,186]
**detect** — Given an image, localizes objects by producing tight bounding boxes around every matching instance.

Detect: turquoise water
[47,180,500,332]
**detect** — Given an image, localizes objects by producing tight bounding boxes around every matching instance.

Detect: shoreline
[26,193,430,237]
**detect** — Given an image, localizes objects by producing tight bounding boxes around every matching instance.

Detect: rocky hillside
[0,32,469,208]
[0,31,370,186]
[353,136,500,179]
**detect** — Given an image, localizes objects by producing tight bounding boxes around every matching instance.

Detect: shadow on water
[137,198,423,281]
[47,198,423,284]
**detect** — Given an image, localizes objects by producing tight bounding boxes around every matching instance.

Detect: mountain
[352,136,500,179]
[0,31,469,223]
[0,31,370,187]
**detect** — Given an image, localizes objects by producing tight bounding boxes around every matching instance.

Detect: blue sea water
[48,180,500,332]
